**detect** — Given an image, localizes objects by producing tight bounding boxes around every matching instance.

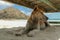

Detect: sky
[0,1,60,20]
[0,1,13,9]
[13,4,33,15]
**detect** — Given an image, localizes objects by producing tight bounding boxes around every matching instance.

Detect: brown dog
[15,5,50,37]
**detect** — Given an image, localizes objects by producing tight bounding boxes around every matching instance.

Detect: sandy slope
[0,26,60,40]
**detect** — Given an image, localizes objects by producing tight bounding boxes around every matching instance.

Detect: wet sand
[0,26,60,40]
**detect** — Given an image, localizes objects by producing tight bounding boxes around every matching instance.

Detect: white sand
[0,20,27,28]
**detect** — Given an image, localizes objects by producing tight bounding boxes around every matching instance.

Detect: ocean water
[45,13,60,20]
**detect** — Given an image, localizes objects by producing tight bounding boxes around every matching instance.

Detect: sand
[0,26,60,40]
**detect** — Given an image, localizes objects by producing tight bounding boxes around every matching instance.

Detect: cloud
[0,1,13,6]
[0,1,13,10]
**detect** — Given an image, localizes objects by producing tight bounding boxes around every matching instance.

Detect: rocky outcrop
[0,7,28,19]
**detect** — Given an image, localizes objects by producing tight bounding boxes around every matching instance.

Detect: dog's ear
[34,7,37,11]
[33,4,39,11]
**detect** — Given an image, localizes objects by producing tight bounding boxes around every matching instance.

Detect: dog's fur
[15,5,50,37]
